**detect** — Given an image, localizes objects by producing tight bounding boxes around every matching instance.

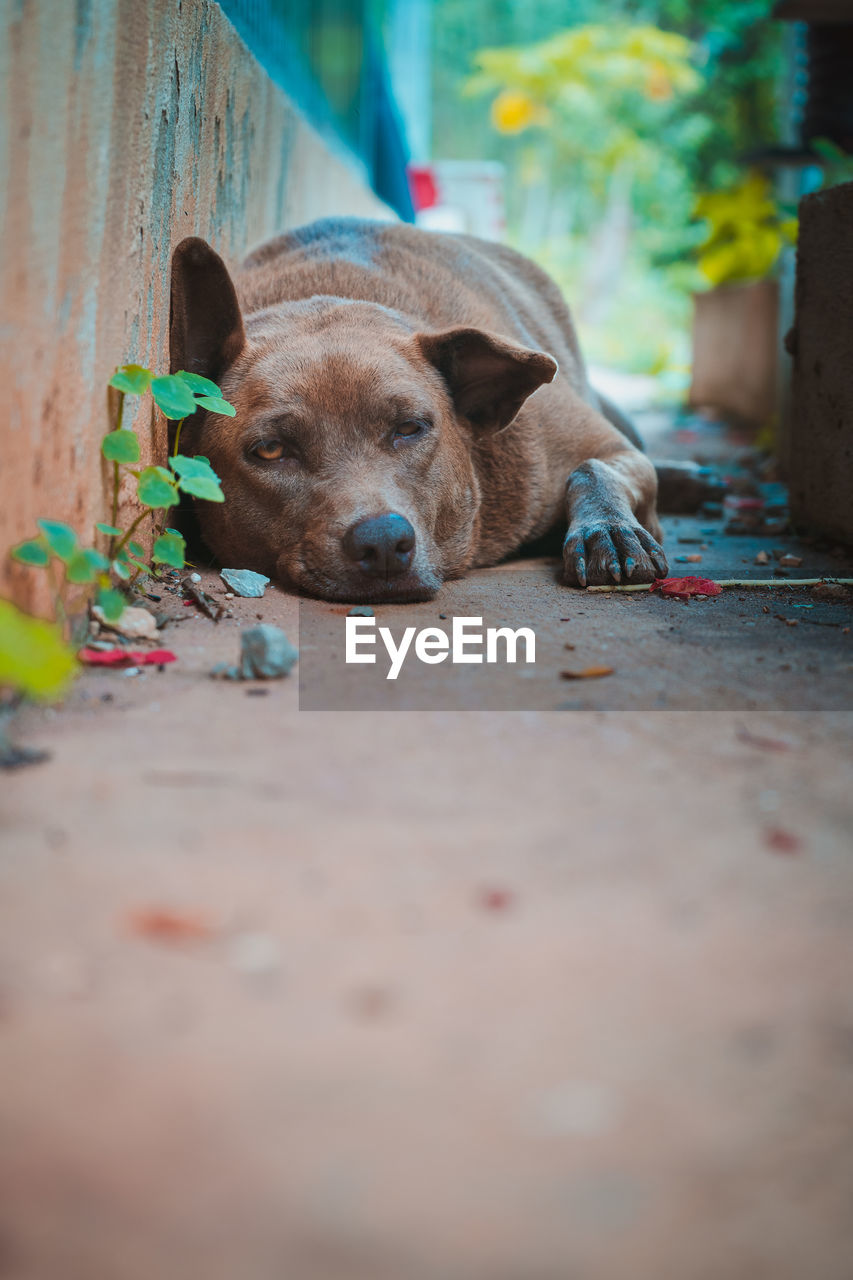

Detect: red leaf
[79,647,177,666]
[652,576,722,600]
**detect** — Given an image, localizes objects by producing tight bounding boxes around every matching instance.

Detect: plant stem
[46,559,67,636]
[113,508,152,559]
[172,416,186,458]
[109,390,125,551]
[586,577,853,593]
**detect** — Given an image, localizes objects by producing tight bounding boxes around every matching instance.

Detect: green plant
[10,365,234,633]
[693,171,797,287]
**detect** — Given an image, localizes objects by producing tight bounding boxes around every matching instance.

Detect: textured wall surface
[788,181,853,544]
[0,0,388,607]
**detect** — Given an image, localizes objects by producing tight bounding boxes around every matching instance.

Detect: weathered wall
[0,0,389,607]
[787,181,853,544]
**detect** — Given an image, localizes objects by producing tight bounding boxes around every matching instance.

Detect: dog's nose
[343,513,416,578]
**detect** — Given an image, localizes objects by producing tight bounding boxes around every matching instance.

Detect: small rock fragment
[92,604,159,641]
[348,605,374,617]
[189,572,202,583]
[220,568,270,598]
[778,554,803,568]
[239,625,298,679]
[755,550,770,565]
[812,581,850,602]
[224,592,234,599]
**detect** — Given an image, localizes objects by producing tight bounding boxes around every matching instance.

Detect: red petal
[652,576,722,600]
[78,647,176,666]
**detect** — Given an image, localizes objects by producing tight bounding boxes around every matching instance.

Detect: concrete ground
[2,424,853,1278]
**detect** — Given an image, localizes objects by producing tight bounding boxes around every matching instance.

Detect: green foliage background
[430,0,785,376]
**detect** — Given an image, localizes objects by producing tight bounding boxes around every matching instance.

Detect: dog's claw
[563,519,664,587]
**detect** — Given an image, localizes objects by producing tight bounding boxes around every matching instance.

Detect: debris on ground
[675,554,703,564]
[91,604,159,640]
[478,886,515,912]
[812,581,851,602]
[653,576,722,600]
[127,907,216,942]
[0,733,49,770]
[779,554,803,569]
[78,648,177,667]
[228,932,282,978]
[763,826,803,855]
[755,550,770,565]
[211,625,298,681]
[181,576,225,620]
[348,605,374,617]
[736,725,798,752]
[560,665,614,679]
[220,568,270,598]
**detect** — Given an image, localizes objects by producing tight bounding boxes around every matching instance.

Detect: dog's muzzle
[342,513,416,580]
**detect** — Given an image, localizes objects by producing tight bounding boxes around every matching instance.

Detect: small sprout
[137,466,179,509]
[101,429,141,463]
[170,454,224,502]
[152,529,186,569]
[109,364,153,395]
[37,519,77,563]
[150,374,197,420]
[11,539,50,567]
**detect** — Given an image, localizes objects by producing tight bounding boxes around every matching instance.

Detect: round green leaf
[152,530,186,569]
[174,370,222,397]
[0,599,78,701]
[109,364,152,395]
[101,429,141,463]
[128,540,145,558]
[66,547,110,584]
[36,519,77,562]
[136,466,178,508]
[195,395,236,417]
[111,559,131,580]
[96,587,126,623]
[11,539,49,567]
[171,454,224,503]
[151,375,197,420]
[96,522,122,537]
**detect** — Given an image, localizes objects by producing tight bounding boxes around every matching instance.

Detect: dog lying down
[170,217,698,603]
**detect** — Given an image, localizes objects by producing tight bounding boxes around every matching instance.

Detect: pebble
[190,572,202,583]
[224,592,234,599]
[220,568,270,598]
[348,605,374,617]
[92,604,159,641]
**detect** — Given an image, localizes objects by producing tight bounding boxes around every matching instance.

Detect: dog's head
[170,237,557,602]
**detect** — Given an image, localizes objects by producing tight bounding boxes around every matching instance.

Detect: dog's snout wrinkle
[343,512,416,579]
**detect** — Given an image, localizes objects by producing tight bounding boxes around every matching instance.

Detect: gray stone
[348,605,374,616]
[220,568,271,598]
[239,625,298,679]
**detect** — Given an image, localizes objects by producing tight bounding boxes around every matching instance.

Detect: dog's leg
[563,447,668,587]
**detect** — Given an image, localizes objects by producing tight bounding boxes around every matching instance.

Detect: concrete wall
[0,0,389,608]
[787,181,853,545]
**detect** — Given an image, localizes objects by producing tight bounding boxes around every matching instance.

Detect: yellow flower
[645,61,673,101]
[491,90,537,134]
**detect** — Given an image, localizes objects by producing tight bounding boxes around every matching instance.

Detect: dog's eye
[251,440,287,461]
[393,419,430,442]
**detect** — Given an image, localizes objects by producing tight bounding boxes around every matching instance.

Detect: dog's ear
[170,238,246,380]
[417,327,557,433]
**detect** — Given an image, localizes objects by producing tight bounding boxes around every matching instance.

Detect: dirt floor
[2,413,853,1279]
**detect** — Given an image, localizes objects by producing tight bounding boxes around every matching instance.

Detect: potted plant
[689,171,797,427]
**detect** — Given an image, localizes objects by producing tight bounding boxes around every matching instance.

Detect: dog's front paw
[562,520,668,588]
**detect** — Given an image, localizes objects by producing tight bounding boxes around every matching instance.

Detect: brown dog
[170,218,668,602]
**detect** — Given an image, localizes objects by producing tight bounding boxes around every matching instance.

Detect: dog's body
[170,218,668,602]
